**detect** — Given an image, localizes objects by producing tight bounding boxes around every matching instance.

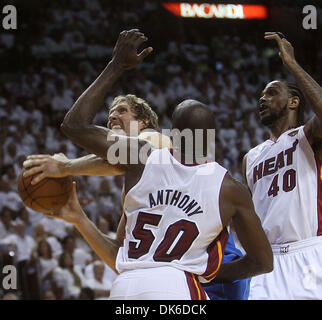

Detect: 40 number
[268,169,296,197]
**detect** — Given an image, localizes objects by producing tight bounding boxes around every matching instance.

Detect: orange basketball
[17,169,73,213]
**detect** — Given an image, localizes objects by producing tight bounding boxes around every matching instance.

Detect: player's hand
[23,153,70,185]
[111,29,153,70]
[45,181,85,224]
[264,32,296,66]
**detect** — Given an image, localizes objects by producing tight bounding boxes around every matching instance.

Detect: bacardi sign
[162,2,267,19]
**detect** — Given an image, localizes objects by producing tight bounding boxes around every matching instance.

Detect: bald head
[170,100,216,164]
[172,100,215,131]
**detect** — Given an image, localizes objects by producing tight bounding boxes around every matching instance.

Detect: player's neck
[269,118,297,142]
[170,148,208,166]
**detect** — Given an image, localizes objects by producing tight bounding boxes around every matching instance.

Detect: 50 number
[128,212,199,262]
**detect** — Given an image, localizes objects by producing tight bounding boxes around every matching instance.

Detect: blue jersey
[202,233,251,300]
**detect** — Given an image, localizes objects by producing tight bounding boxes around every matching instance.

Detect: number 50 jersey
[116,148,229,281]
[246,126,322,245]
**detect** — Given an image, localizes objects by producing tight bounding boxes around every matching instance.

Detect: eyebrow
[109,104,129,114]
[262,86,280,95]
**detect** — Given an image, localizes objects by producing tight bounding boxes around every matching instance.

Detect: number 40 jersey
[246,126,322,245]
[116,148,229,281]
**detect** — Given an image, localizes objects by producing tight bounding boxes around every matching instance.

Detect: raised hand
[111,29,153,70]
[264,32,296,67]
[23,153,70,185]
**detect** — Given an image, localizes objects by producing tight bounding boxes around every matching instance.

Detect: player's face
[258,81,289,127]
[108,102,145,136]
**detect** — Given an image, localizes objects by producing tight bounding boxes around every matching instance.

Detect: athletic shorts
[202,233,250,300]
[249,236,322,300]
[109,266,209,300]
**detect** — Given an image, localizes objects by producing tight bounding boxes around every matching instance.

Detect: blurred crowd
[0,0,321,299]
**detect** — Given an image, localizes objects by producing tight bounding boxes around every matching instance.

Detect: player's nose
[108,112,118,122]
[259,95,266,104]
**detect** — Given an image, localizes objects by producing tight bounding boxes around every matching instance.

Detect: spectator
[0,207,14,239]
[51,79,74,112]
[30,239,58,293]
[61,235,92,268]
[84,261,113,299]
[0,220,35,299]
[53,251,86,299]
[32,223,62,258]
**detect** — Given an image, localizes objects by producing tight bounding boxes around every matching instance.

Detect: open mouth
[259,104,269,112]
[111,124,122,130]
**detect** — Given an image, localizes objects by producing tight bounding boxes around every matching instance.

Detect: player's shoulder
[221,173,248,195]
[248,139,271,154]
[245,139,272,167]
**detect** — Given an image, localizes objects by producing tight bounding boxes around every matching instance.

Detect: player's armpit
[61,124,152,168]
[61,124,113,160]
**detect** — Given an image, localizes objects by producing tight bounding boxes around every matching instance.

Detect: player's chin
[259,114,275,127]
[112,128,127,136]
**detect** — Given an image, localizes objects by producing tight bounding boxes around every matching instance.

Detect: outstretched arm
[60,29,152,159]
[22,132,171,185]
[23,153,125,185]
[265,32,322,145]
[47,181,123,273]
[215,175,273,282]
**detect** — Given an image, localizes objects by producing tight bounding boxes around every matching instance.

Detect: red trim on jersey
[315,156,322,236]
[202,227,229,281]
[184,272,207,300]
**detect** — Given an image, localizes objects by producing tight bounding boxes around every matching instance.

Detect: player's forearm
[64,154,125,176]
[60,61,124,157]
[74,213,122,273]
[286,61,322,120]
[61,60,124,130]
[213,254,272,282]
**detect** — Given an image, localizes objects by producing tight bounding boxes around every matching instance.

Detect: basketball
[17,169,73,213]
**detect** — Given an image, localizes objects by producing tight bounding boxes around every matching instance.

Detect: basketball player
[24,29,252,299]
[47,97,272,299]
[243,32,322,299]
[54,29,272,299]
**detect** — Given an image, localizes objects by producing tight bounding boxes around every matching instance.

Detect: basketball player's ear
[288,96,300,110]
[138,119,150,131]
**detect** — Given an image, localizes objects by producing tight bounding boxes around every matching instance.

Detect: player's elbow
[260,259,273,274]
[255,251,274,274]
[60,121,70,135]
[60,121,80,140]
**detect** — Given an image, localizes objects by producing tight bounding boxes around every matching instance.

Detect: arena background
[0,0,321,300]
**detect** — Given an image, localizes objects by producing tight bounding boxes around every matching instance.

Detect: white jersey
[246,126,322,244]
[116,148,228,281]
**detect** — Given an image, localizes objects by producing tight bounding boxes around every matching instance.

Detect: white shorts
[109,266,208,300]
[249,236,322,300]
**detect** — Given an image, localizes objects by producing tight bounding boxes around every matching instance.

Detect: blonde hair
[109,94,159,131]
